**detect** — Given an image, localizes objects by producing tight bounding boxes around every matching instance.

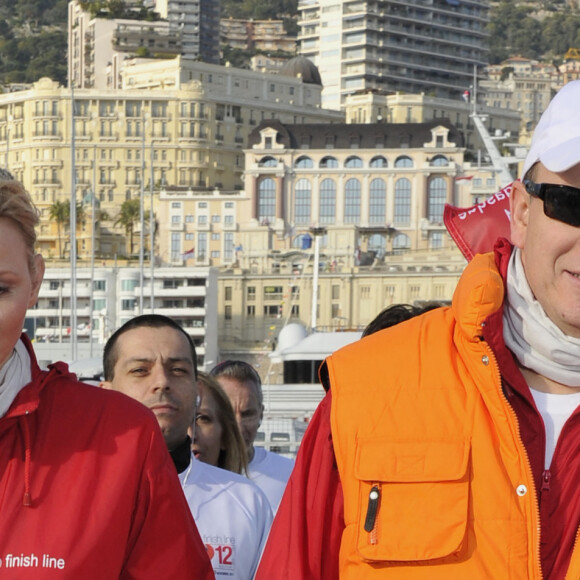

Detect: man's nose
[150,366,171,391]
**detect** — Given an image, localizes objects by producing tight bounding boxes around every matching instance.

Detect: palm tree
[114,199,146,256]
[48,200,69,259]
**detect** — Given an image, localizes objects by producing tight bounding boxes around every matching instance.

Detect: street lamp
[309,226,327,333]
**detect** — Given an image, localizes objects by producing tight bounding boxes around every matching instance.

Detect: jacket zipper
[364,484,381,545]
[484,343,543,580]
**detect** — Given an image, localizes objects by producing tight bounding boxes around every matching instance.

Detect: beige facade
[344,91,522,158]
[215,119,472,350]
[481,57,561,133]
[156,186,249,268]
[0,61,342,263]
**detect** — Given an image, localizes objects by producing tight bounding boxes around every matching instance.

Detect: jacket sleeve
[255,392,344,580]
[121,423,215,580]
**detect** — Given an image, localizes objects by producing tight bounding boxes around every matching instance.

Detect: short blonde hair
[197,371,249,475]
[0,177,40,273]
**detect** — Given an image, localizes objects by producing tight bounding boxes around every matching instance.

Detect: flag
[444,182,512,261]
[182,247,195,259]
[462,90,470,103]
[455,175,474,181]
[235,244,243,252]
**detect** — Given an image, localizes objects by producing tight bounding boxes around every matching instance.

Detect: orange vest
[327,253,580,579]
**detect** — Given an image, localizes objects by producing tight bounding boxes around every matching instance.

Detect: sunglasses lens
[544,186,580,227]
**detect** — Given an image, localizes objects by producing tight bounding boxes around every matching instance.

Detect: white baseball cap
[521,79,580,179]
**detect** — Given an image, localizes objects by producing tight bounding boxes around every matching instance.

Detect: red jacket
[257,241,580,579]
[0,336,214,579]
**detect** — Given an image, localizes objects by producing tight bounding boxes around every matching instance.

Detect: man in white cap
[256,79,580,580]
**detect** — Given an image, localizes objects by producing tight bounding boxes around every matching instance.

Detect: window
[121,299,136,311]
[394,178,411,226]
[294,179,311,225]
[259,156,277,167]
[197,232,207,258]
[264,305,280,318]
[368,233,386,254]
[247,305,256,318]
[394,156,413,168]
[319,179,336,224]
[264,286,284,301]
[344,178,361,224]
[332,285,340,300]
[430,231,444,249]
[247,286,256,301]
[224,232,234,261]
[50,280,60,290]
[295,156,314,169]
[258,178,276,222]
[360,286,370,299]
[121,279,138,291]
[428,177,447,223]
[370,156,387,168]
[320,156,338,168]
[345,156,363,168]
[369,179,386,224]
[393,233,410,252]
[93,299,106,310]
[225,306,232,320]
[430,155,449,167]
[225,287,232,301]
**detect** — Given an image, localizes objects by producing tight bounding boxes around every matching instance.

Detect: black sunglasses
[523,179,580,227]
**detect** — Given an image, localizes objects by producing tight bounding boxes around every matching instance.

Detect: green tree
[49,200,87,258]
[114,198,146,256]
[48,199,68,259]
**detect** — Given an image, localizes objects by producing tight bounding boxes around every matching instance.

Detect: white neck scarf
[0,339,31,417]
[503,248,580,387]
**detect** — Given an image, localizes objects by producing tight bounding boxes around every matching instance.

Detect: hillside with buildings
[2,0,580,87]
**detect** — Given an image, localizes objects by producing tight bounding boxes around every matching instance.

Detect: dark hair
[197,372,248,475]
[362,302,443,337]
[209,360,263,404]
[103,314,197,381]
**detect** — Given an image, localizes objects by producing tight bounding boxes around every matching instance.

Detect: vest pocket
[354,437,470,563]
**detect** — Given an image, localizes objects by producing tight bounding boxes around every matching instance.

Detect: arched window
[394,155,413,168]
[258,156,277,167]
[345,156,363,168]
[369,178,386,224]
[393,233,410,252]
[430,155,449,167]
[294,179,311,225]
[320,156,339,168]
[319,178,336,224]
[369,155,388,168]
[428,177,447,223]
[295,156,314,168]
[293,233,312,249]
[258,177,276,222]
[344,178,361,224]
[368,233,386,254]
[394,178,411,226]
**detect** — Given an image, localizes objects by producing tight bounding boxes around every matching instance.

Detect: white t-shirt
[248,447,294,514]
[180,456,273,580]
[530,388,580,469]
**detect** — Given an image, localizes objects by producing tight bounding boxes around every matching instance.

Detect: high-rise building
[298,0,490,110]
[68,0,220,90]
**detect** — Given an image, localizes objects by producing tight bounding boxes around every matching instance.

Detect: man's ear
[100,380,112,390]
[510,180,531,249]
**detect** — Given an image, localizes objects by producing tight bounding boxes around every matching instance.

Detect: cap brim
[540,136,580,174]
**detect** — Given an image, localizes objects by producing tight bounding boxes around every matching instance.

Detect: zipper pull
[541,469,551,493]
[364,485,380,532]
